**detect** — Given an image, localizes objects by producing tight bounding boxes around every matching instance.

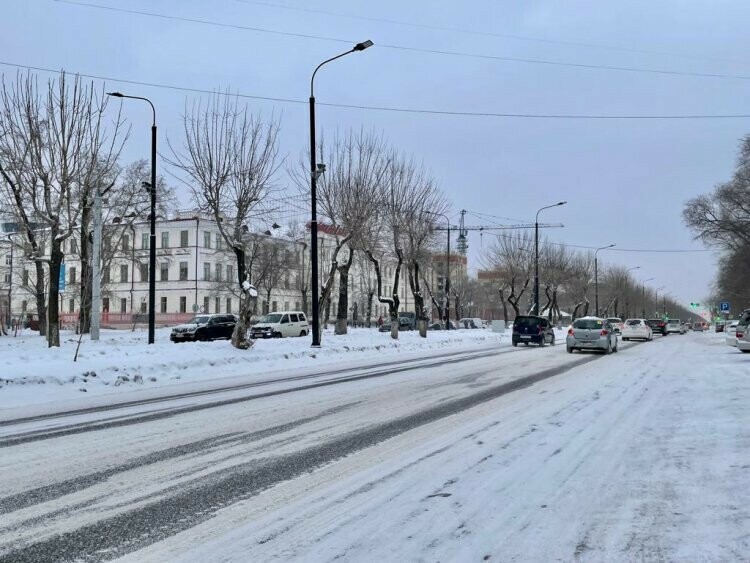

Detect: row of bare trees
[684,134,750,311]
[481,231,691,322]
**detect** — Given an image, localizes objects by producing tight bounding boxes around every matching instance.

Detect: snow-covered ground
[1,331,747,561]
[0,326,509,409]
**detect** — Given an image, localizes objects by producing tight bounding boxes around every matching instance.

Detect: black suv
[646,319,668,336]
[512,315,555,347]
[170,314,237,342]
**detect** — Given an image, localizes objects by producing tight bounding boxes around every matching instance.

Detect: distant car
[427,321,456,330]
[397,311,417,331]
[725,321,739,346]
[666,319,685,334]
[170,314,237,342]
[621,318,652,341]
[566,316,618,354]
[605,317,624,334]
[715,321,726,333]
[512,315,555,347]
[646,319,668,336]
[692,321,706,332]
[735,311,750,352]
[458,317,483,329]
[250,311,309,338]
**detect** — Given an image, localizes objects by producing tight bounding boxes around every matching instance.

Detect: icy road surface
[0,332,747,561]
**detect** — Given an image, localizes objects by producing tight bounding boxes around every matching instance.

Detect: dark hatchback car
[512,315,556,347]
[170,314,237,342]
[646,319,668,336]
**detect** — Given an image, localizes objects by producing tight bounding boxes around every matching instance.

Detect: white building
[0,212,414,329]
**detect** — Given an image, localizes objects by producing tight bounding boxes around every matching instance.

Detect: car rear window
[668,320,680,325]
[514,317,540,329]
[626,320,642,326]
[606,318,622,323]
[573,319,603,329]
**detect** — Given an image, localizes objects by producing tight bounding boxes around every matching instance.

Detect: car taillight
[538,326,544,334]
[600,329,609,336]
[737,332,744,338]
[568,328,574,335]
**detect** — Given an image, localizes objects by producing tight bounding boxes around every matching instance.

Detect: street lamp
[655,286,666,318]
[533,201,566,316]
[594,244,615,317]
[309,40,373,347]
[641,277,654,318]
[425,211,452,329]
[107,92,157,345]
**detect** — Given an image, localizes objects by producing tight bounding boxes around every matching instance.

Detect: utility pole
[90,189,102,341]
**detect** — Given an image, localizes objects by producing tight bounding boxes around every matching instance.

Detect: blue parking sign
[59,264,66,291]
[720,301,730,312]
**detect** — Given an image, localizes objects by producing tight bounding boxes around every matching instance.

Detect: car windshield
[606,318,621,323]
[260,314,282,323]
[573,319,604,329]
[668,320,680,325]
[187,316,210,325]
[626,320,642,326]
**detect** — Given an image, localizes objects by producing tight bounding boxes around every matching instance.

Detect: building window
[161,231,169,249]
[226,298,232,313]
[203,296,209,313]
[70,266,77,284]
[180,230,189,248]
[284,301,289,311]
[70,238,78,254]
[160,262,169,282]
[179,261,188,281]
[295,301,300,311]
[215,232,222,250]
[215,297,220,315]
[160,296,167,313]
[203,231,211,248]
[22,269,29,286]
[4,255,10,265]
[139,263,148,282]
[140,301,147,313]
[120,264,129,283]
[142,233,149,249]
[215,263,222,282]
[122,234,130,252]
[68,299,75,313]
[226,264,233,283]
[103,267,111,284]
[120,298,127,313]
[102,297,109,312]
[203,262,211,281]
[272,300,278,312]
[4,272,10,284]
[21,300,28,312]
[179,296,187,313]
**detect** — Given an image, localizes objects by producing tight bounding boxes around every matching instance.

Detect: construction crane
[433,210,564,254]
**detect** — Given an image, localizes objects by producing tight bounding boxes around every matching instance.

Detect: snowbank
[0,327,507,408]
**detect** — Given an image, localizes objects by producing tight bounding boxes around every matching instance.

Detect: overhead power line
[234,0,748,67]
[2,60,750,121]
[54,0,750,83]
[491,231,714,253]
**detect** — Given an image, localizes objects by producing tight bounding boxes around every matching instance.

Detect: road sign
[720,301,730,312]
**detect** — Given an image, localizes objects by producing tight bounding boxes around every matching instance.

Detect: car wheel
[566,346,574,354]
[299,330,307,337]
[524,342,529,346]
[741,349,750,354]
[273,332,282,338]
[539,338,546,347]
[512,342,518,347]
[623,337,629,341]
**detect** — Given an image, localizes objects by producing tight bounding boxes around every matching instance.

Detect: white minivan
[250,311,310,338]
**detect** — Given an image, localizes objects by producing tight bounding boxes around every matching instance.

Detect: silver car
[566,316,618,354]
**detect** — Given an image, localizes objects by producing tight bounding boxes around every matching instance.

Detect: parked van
[250,311,309,338]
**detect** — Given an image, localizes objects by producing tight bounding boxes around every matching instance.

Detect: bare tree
[292,129,388,339]
[168,94,281,349]
[0,71,125,346]
[483,232,534,319]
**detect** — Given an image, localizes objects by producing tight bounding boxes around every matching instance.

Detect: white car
[250,311,310,338]
[457,317,483,329]
[666,319,685,334]
[621,318,653,341]
[725,321,739,346]
[605,317,624,334]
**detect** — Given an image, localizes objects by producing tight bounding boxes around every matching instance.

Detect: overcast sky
[5,0,750,308]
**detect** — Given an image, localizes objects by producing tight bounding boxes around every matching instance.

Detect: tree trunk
[230,247,253,349]
[33,261,47,337]
[47,245,63,347]
[407,262,427,338]
[335,249,354,335]
[544,285,553,321]
[79,202,91,334]
[365,248,401,340]
[365,291,374,328]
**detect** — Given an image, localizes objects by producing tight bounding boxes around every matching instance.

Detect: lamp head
[353,40,374,51]
[557,201,567,206]
[106,92,124,98]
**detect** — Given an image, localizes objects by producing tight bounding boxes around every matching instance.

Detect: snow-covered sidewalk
[0,326,508,409]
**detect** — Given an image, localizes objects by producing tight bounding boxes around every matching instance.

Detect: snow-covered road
[1,332,747,562]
